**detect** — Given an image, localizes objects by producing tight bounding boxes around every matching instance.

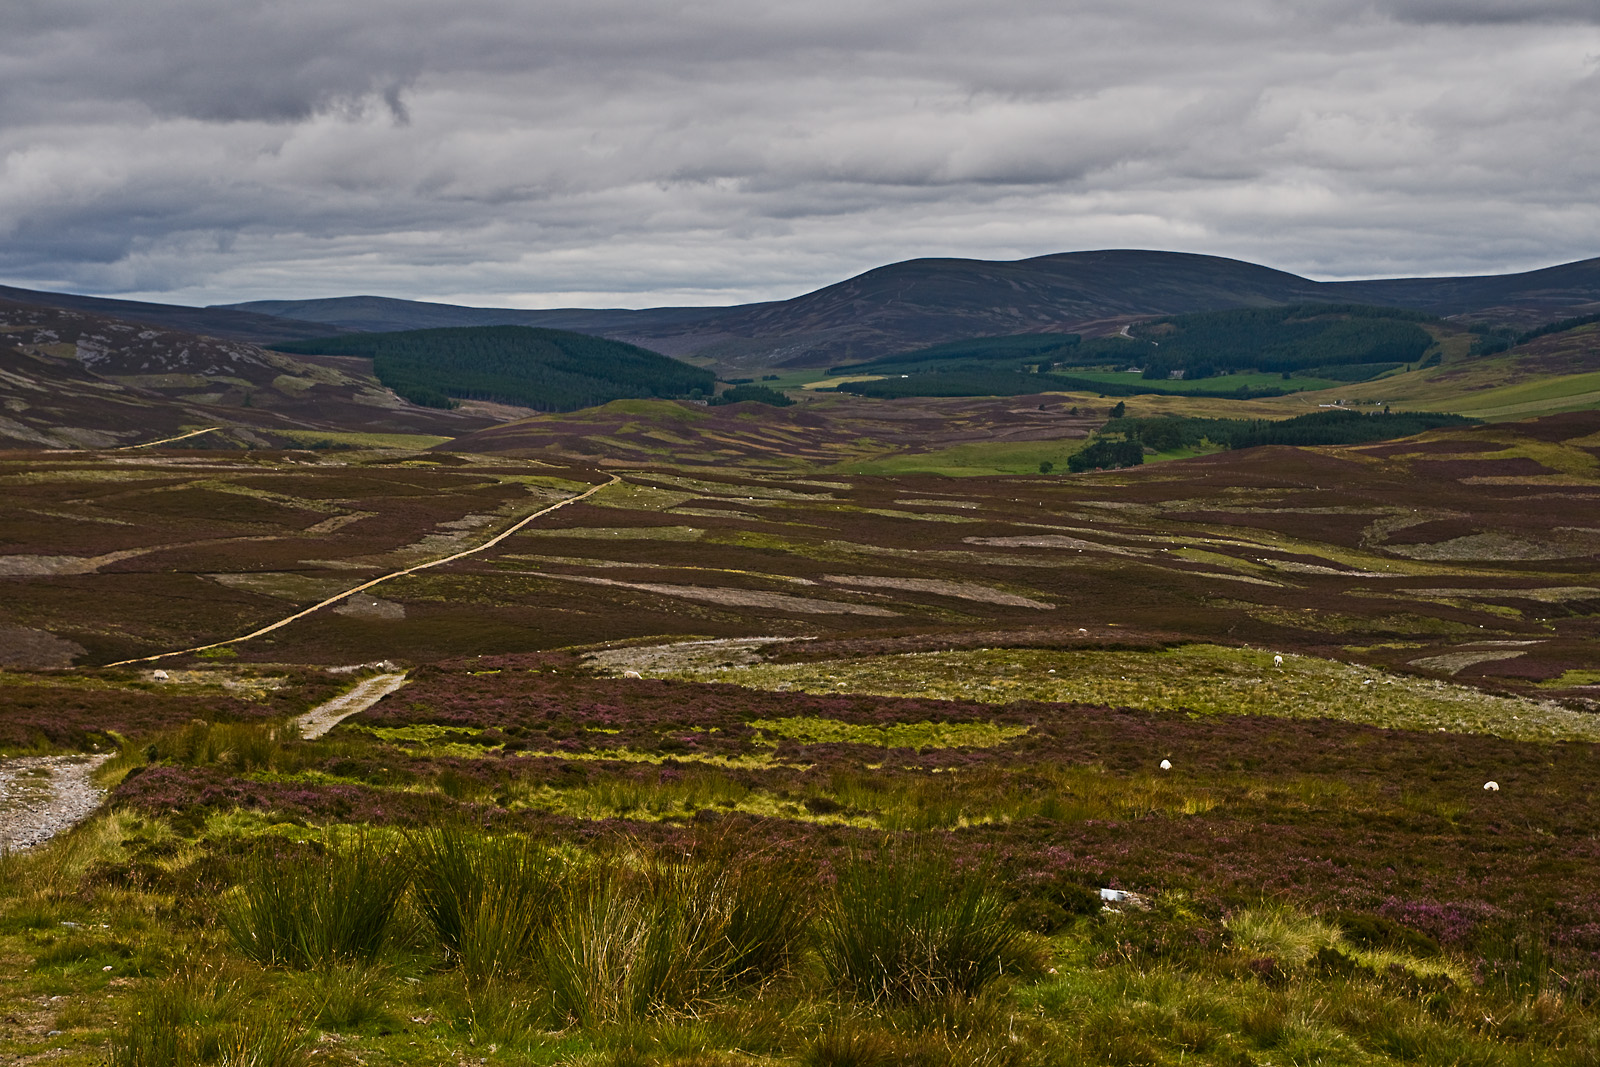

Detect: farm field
[2,398,1600,1064]
[1048,370,1349,394]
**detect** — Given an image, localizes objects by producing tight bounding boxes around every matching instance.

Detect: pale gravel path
[298,672,410,739]
[104,472,620,668]
[0,755,112,851]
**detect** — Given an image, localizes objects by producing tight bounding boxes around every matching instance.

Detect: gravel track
[0,755,111,851]
[298,672,410,739]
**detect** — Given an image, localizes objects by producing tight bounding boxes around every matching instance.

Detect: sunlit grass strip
[749,717,1029,750]
[674,644,1600,743]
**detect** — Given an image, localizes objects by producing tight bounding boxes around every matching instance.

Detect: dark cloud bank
[1,1,1597,307]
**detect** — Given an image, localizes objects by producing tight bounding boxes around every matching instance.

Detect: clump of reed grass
[410,827,562,984]
[222,834,409,969]
[110,958,309,1067]
[542,847,811,1025]
[163,720,283,771]
[1226,907,1342,970]
[817,845,1025,1005]
[296,962,403,1034]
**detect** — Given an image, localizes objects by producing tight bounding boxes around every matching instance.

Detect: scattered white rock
[1159,759,1172,771]
[1484,781,1500,792]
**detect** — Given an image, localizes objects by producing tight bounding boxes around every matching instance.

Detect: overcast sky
[2,1,1598,308]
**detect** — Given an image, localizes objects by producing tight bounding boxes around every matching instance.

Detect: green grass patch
[837,439,1089,476]
[271,429,454,450]
[749,717,1029,750]
[1064,369,1343,393]
[674,644,1599,742]
[1540,669,1600,688]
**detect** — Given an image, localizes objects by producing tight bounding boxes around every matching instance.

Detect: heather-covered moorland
[1,403,1599,1064]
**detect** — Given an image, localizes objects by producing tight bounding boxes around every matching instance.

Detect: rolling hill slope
[0,298,499,448]
[0,284,337,345]
[222,250,1600,371]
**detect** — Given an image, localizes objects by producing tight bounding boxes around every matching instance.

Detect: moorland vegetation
[4,652,1600,1065]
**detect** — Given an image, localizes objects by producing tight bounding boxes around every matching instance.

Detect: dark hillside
[0,283,336,345]
[227,294,719,337]
[0,298,494,447]
[1325,257,1600,327]
[217,251,1600,372]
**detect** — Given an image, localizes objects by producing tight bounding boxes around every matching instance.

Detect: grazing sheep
[622,670,642,679]
[1484,781,1499,792]
[152,670,169,681]
[1273,654,1284,668]
[1159,759,1172,771]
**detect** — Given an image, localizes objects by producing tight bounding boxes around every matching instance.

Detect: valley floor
[1,412,1598,1064]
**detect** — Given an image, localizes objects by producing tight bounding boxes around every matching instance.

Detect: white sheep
[622,670,642,679]
[1159,759,1172,771]
[1484,781,1499,792]
[1273,654,1283,668]
[152,670,169,682]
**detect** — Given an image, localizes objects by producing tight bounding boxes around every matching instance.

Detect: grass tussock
[542,846,812,1025]
[818,845,1033,1005]
[411,827,561,984]
[110,958,310,1067]
[150,720,285,772]
[222,832,409,969]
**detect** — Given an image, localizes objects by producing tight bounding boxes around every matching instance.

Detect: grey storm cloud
[1,0,1597,306]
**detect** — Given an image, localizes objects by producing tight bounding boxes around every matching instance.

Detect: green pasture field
[1053,369,1348,394]
[835,438,1092,476]
[835,435,1229,476]
[1343,364,1600,421]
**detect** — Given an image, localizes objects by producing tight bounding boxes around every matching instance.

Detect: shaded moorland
[0,298,496,449]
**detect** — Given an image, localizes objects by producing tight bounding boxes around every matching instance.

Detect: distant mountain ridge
[0,283,339,345]
[9,249,1599,373]
[222,250,1600,371]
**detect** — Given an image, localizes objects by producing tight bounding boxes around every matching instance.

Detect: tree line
[274,326,715,411]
